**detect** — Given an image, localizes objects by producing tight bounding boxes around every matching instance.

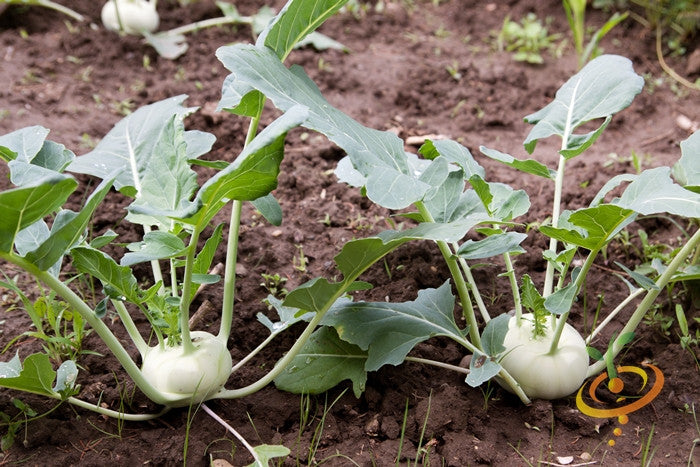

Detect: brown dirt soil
[0,0,699,465]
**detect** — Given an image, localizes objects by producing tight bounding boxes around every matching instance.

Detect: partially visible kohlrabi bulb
[101,0,159,35]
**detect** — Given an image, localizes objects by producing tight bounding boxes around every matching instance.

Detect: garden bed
[0,0,698,465]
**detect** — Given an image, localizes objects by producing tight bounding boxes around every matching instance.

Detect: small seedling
[495,13,562,64]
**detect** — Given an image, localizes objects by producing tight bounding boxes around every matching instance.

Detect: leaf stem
[547,248,599,354]
[416,202,482,349]
[218,113,261,342]
[587,228,700,376]
[585,288,645,344]
[503,252,522,324]
[179,229,201,354]
[35,0,85,22]
[66,396,170,421]
[111,299,148,357]
[453,244,491,323]
[162,15,254,37]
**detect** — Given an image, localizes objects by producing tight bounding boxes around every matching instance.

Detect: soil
[0,0,699,466]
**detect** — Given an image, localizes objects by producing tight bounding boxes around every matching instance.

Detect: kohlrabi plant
[0,1,353,464]
[211,40,699,402]
[100,0,347,60]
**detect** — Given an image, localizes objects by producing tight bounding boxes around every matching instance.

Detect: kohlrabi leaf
[245,445,291,467]
[53,360,78,395]
[422,170,486,223]
[457,231,527,260]
[321,282,467,371]
[419,139,485,179]
[259,296,316,334]
[7,138,75,186]
[481,312,511,355]
[479,146,555,179]
[615,261,659,290]
[192,223,224,278]
[523,55,643,156]
[590,173,636,206]
[544,283,577,315]
[126,115,202,228]
[540,204,636,251]
[0,126,48,163]
[217,44,426,209]
[466,352,501,387]
[23,177,115,271]
[121,231,187,266]
[0,175,77,253]
[0,353,60,397]
[469,176,530,221]
[614,166,700,218]
[251,193,283,226]
[259,0,348,60]
[71,247,140,303]
[67,96,200,194]
[274,326,368,397]
[143,32,189,60]
[673,130,700,193]
[521,274,546,314]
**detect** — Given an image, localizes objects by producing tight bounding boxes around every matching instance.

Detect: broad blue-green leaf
[673,130,700,193]
[126,115,201,228]
[540,204,635,251]
[143,32,188,60]
[481,313,511,356]
[24,177,115,271]
[0,126,48,163]
[121,231,187,266]
[479,146,555,179]
[466,352,501,387]
[67,96,199,194]
[457,231,527,260]
[8,140,75,185]
[274,326,367,397]
[259,296,315,334]
[252,193,283,226]
[259,0,349,60]
[216,44,423,209]
[423,170,486,223]
[523,55,643,155]
[470,176,530,221]
[0,353,58,397]
[71,247,139,303]
[544,283,577,315]
[245,444,291,467]
[53,360,78,395]
[420,139,485,179]
[590,173,636,206]
[0,176,77,252]
[31,140,75,173]
[614,166,700,218]
[321,282,466,371]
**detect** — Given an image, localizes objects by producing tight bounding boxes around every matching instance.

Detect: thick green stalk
[547,247,599,354]
[178,228,202,354]
[543,154,567,298]
[218,114,261,342]
[111,299,149,357]
[453,244,491,323]
[587,228,700,376]
[416,203,482,349]
[66,396,170,421]
[503,252,523,324]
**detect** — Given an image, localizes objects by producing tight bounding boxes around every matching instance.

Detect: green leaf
[544,283,577,315]
[192,223,224,277]
[121,231,187,266]
[321,282,467,371]
[0,126,49,163]
[614,262,659,290]
[481,313,511,356]
[673,130,700,193]
[479,146,555,178]
[216,44,423,209]
[71,247,140,303]
[420,139,485,179]
[457,231,527,260]
[0,353,58,397]
[24,177,115,271]
[67,96,205,194]
[466,352,501,387]
[0,176,77,252]
[143,32,188,60]
[614,166,700,218]
[259,0,349,60]
[53,360,78,395]
[540,204,636,251]
[274,326,367,397]
[252,193,283,226]
[521,274,545,314]
[245,444,291,467]
[258,296,315,334]
[470,176,530,221]
[125,115,202,229]
[523,55,643,155]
